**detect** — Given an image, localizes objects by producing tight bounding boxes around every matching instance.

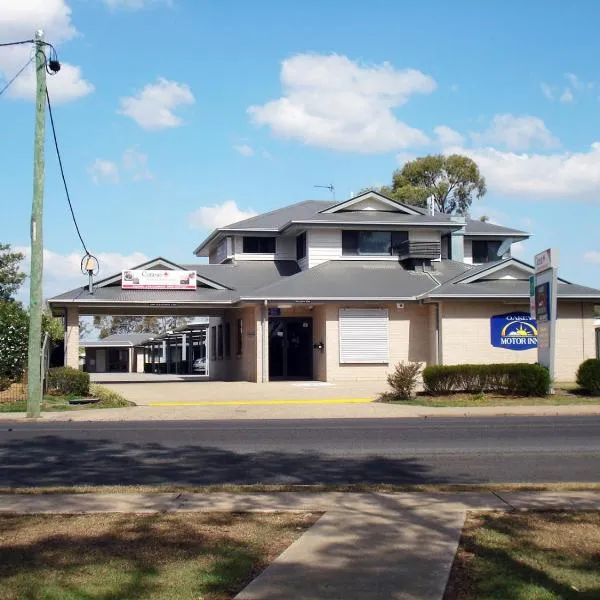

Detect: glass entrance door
[268,317,313,380]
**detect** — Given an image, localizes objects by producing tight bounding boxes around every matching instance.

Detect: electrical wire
[45,87,90,257]
[0,40,34,47]
[0,56,34,98]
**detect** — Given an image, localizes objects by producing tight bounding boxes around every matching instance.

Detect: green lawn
[0,384,132,412]
[444,511,600,600]
[0,512,318,600]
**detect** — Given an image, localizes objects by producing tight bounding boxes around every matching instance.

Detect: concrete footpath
[1,491,599,599]
[4,401,600,422]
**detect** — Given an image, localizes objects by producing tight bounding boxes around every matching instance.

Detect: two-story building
[49,191,600,381]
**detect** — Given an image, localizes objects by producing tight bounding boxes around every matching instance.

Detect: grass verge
[1,483,600,495]
[0,384,133,413]
[380,385,600,407]
[0,511,318,600]
[444,510,600,600]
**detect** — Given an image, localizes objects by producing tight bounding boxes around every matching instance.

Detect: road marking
[148,398,374,406]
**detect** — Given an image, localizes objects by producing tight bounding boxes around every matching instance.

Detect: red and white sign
[122,270,197,290]
[534,248,558,273]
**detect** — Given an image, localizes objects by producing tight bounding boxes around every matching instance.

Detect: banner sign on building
[490,311,538,351]
[122,270,197,290]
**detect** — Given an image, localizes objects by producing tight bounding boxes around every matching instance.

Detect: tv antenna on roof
[314,184,335,200]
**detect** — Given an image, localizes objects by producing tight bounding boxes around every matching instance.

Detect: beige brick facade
[64,307,79,369]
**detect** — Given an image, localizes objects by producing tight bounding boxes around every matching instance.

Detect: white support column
[261,301,269,383]
[64,307,80,369]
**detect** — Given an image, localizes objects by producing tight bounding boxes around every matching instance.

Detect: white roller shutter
[339,308,389,364]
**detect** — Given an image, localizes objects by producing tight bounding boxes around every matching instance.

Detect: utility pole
[27,30,47,418]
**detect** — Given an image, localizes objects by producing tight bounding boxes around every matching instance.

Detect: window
[339,308,389,363]
[210,326,216,360]
[342,231,408,256]
[236,318,243,356]
[217,324,223,359]
[296,232,307,260]
[224,322,231,358]
[242,236,276,254]
[472,240,502,263]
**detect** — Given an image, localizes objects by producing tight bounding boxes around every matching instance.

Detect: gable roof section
[319,190,423,215]
[424,257,600,300]
[81,333,153,347]
[93,257,228,290]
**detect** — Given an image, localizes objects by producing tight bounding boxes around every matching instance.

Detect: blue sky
[1,0,600,298]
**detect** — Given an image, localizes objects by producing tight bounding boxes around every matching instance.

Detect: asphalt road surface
[1,416,599,486]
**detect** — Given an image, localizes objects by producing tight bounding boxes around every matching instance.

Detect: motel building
[49,191,600,383]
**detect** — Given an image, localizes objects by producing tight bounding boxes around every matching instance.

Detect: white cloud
[540,82,554,100]
[248,53,435,153]
[88,148,154,183]
[395,152,416,166]
[453,143,600,198]
[119,77,195,130]
[565,72,585,91]
[103,0,172,9]
[584,251,600,264]
[15,246,149,299]
[511,241,527,259]
[470,114,559,151]
[560,88,574,104]
[189,200,257,230]
[122,147,154,180]
[233,144,255,157]
[434,125,464,146]
[88,159,119,184]
[0,0,93,103]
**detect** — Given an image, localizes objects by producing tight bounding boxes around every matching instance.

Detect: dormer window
[242,237,276,254]
[472,240,502,263]
[342,231,408,256]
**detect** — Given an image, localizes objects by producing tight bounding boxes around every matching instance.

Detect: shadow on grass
[0,512,308,600]
[444,511,600,600]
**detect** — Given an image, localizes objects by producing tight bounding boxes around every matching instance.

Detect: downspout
[262,300,269,383]
[435,301,443,365]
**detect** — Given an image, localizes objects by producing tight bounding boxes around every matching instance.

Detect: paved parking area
[90,375,384,406]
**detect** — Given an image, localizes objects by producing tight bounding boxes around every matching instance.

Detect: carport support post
[63,307,80,370]
[261,300,269,383]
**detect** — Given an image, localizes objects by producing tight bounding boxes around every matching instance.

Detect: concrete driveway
[90,373,384,406]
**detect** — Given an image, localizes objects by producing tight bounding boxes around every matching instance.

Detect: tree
[0,243,26,302]
[0,300,29,379]
[93,315,192,339]
[373,154,487,215]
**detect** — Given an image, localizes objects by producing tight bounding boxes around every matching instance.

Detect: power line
[45,87,90,257]
[0,56,34,98]
[0,39,34,47]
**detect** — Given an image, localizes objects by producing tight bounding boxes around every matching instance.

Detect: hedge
[422,363,550,396]
[47,367,90,396]
[576,359,600,396]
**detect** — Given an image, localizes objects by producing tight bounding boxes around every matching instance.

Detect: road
[1,416,599,486]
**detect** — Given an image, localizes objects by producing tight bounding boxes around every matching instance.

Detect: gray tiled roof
[241,261,440,300]
[464,220,528,236]
[81,333,152,347]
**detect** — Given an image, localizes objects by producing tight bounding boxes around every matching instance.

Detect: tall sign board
[533,248,558,386]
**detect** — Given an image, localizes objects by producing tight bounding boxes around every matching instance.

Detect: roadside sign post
[534,248,559,392]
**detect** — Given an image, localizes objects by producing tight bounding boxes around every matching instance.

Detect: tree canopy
[372,154,487,215]
[93,316,193,339]
[0,243,26,302]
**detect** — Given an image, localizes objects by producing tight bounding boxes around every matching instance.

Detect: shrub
[384,362,422,401]
[576,359,600,396]
[47,366,90,396]
[422,363,550,397]
[0,377,11,392]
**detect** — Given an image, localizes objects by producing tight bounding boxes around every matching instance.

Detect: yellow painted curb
[148,398,374,407]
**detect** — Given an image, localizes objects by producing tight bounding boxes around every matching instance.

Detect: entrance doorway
[269,317,313,380]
